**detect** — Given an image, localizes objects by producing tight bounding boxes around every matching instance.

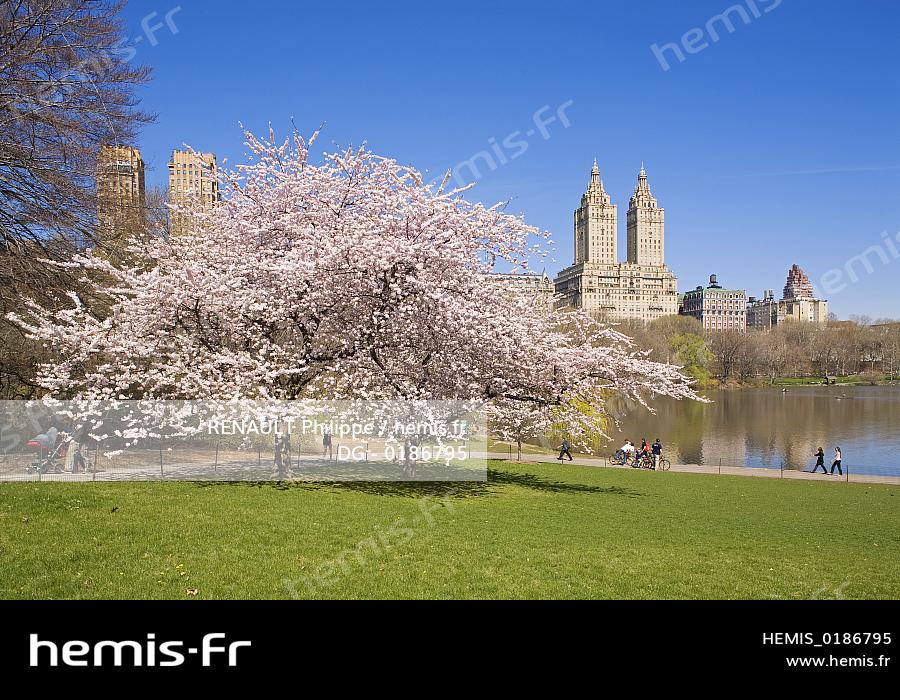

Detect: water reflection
[602,385,900,476]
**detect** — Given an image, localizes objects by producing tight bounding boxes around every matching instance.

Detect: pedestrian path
[485,452,900,486]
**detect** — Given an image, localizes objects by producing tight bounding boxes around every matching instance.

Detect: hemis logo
[30,633,251,667]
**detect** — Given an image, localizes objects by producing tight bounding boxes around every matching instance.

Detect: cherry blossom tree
[10,129,700,452]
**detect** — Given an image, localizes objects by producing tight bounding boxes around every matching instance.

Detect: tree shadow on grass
[194,468,645,500]
[486,469,644,498]
[194,478,489,499]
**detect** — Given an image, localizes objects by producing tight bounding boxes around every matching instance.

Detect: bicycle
[635,453,670,471]
[632,453,654,469]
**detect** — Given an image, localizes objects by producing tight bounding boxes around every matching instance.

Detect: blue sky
[121,0,900,318]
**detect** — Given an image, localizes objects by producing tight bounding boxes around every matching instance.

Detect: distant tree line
[618,315,900,387]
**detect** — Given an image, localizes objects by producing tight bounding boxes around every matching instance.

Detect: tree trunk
[274,433,289,479]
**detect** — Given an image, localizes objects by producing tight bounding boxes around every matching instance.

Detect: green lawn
[0,461,896,599]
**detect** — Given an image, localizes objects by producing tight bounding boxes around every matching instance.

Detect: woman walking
[830,446,842,475]
[811,447,827,474]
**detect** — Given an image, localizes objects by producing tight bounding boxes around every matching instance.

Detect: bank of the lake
[731,375,896,388]
[509,385,900,476]
[601,384,900,477]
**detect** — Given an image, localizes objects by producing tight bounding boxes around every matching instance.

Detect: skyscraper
[555,162,679,322]
[168,150,220,234]
[746,264,829,329]
[626,164,664,266]
[96,144,146,247]
[782,263,815,301]
[574,160,617,265]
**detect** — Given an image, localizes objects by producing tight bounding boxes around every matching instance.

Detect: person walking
[811,447,827,474]
[830,446,842,475]
[557,438,573,461]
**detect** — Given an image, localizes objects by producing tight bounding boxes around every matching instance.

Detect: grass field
[0,460,896,599]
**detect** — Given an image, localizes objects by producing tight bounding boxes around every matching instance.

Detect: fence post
[214,440,219,474]
[781,460,784,479]
[159,440,164,477]
[718,457,721,475]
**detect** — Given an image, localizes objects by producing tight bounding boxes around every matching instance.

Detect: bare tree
[0,0,152,256]
[618,318,896,388]
[811,326,843,378]
[0,1,152,397]
[144,184,169,238]
[886,325,900,381]
[94,181,168,265]
[754,327,789,383]
[707,330,748,382]
[731,332,758,382]
[780,322,814,376]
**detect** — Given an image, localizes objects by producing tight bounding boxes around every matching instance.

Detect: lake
[602,384,900,477]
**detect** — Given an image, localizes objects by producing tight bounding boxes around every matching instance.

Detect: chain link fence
[0,400,487,482]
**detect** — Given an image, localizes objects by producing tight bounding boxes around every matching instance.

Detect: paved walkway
[5,452,896,486]
[486,452,900,486]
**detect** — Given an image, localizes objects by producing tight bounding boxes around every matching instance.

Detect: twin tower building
[554,161,678,321]
[100,146,676,323]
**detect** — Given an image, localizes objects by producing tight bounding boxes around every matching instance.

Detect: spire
[629,162,656,208]
[589,159,602,188]
[634,163,649,192]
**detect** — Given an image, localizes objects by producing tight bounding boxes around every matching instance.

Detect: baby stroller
[26,427,71,475]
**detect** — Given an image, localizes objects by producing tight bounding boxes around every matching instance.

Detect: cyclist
[616,440,635,465]
[636,439,651,468]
